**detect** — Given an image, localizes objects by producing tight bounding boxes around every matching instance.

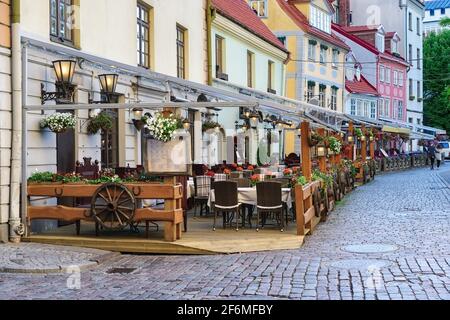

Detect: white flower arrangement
[146,112,180,142]
[39,112,77,133]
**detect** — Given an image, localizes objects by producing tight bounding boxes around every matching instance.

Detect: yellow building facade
[259,0,349,113]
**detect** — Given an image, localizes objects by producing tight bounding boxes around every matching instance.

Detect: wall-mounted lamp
[348,135,354,143]
[41,60,77,104]
[182,119,191,131]
[361,135,366,142]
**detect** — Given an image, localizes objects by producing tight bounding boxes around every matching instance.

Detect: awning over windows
[382,125,411,135]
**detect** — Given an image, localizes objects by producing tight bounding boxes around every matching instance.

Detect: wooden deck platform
[24,216,309,255]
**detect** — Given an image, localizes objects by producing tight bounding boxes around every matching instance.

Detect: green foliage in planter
[87,112,113,135]
[28,171,55,183]
[354,128,363,138]
[296,175,308,186]
[202,121,221,132]
[327,136,342,154]
[86,176,124,185]
[312,170,333,188]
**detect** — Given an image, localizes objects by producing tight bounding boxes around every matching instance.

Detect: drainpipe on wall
[206,0,213,86]
[9,0,23,243]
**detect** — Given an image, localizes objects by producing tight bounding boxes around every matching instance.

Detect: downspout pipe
[9,0,23,242]
[206,0,213,86]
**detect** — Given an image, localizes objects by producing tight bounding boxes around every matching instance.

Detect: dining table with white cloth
[208,187,293,210]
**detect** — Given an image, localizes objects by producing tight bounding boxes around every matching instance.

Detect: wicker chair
[229,172,241,179]
[230,178,251,188]
[212,181,242,231]
[193,175,212,216]
[270,178,290,188]
[256,181,285,232]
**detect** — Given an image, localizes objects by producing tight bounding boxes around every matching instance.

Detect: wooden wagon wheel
[91,183,136,230]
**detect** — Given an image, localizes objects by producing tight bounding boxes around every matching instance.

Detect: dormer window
[355,67,361,81]
[392,39,398,54]
[310,5,331,34]
[375,33,385,53]
[249,0,268,18]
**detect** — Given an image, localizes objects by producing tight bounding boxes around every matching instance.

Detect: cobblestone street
[1,166,450,300]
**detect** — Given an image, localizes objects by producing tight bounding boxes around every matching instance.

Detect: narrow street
[1,166,450,300]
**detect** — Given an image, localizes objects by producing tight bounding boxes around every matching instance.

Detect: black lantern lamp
[249,109,260,128]
[41,60,77,104]
[182,118,191,130]
[98,73,121,103]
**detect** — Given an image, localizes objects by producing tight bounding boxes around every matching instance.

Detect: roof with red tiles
[346,75,379,96]
[341,25,383,33]
[277,0,350,51]
[332,23,410,67]
[211,0,288,53]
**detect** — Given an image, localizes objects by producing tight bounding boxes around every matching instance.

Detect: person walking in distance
[428,142,436,170]
[435,144,443,170]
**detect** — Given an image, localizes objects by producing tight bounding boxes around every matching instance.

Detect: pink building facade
[377,56,408,122]
[333,24,409,122]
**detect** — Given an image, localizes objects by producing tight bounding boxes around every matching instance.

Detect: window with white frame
[350,98,356,115]
[417,81,421,99]
[392,100,397,119]
[385,67,391,84]
[310,5,331,34]
[249,0,268,17]
[364,101,369,118]
[331,87,338,110]
[380,66,385,82]
[392,40,398,54]
[398,101,403,120]
[357,99,363,116]
[319,85,326,107]
[308,41,316,60]
[399,72,403,87]
[378,99,384,116]
[370,101,376,119]
[375,33,385,52]
[332,49,339,68]
[393,70,398,86]
[320,45,328,64]
[384,99,390,117]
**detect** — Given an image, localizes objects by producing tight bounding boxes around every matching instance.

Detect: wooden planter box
[27,182,184,242]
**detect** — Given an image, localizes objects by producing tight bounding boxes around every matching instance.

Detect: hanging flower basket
[87,112,113,135]
[40,112,77,134]
[308,132,323,147]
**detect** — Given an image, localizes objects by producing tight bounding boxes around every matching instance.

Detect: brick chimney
[338,0,351,27]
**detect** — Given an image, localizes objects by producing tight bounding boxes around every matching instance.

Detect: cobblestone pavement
[1,167,450,300]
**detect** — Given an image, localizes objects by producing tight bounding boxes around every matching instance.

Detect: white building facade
[424,0,450,35]
[2,0,211,239]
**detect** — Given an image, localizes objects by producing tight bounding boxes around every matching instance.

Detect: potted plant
[250,174,260,187]
[87,111,113,135]
[146,112,181,142]
[202,121,221,133]
[40,112,77,134]
[309,131,323,147]
[354,128,363,140]
[132,114,151,131]
[283,168,293,176]
[327,136,342,154]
